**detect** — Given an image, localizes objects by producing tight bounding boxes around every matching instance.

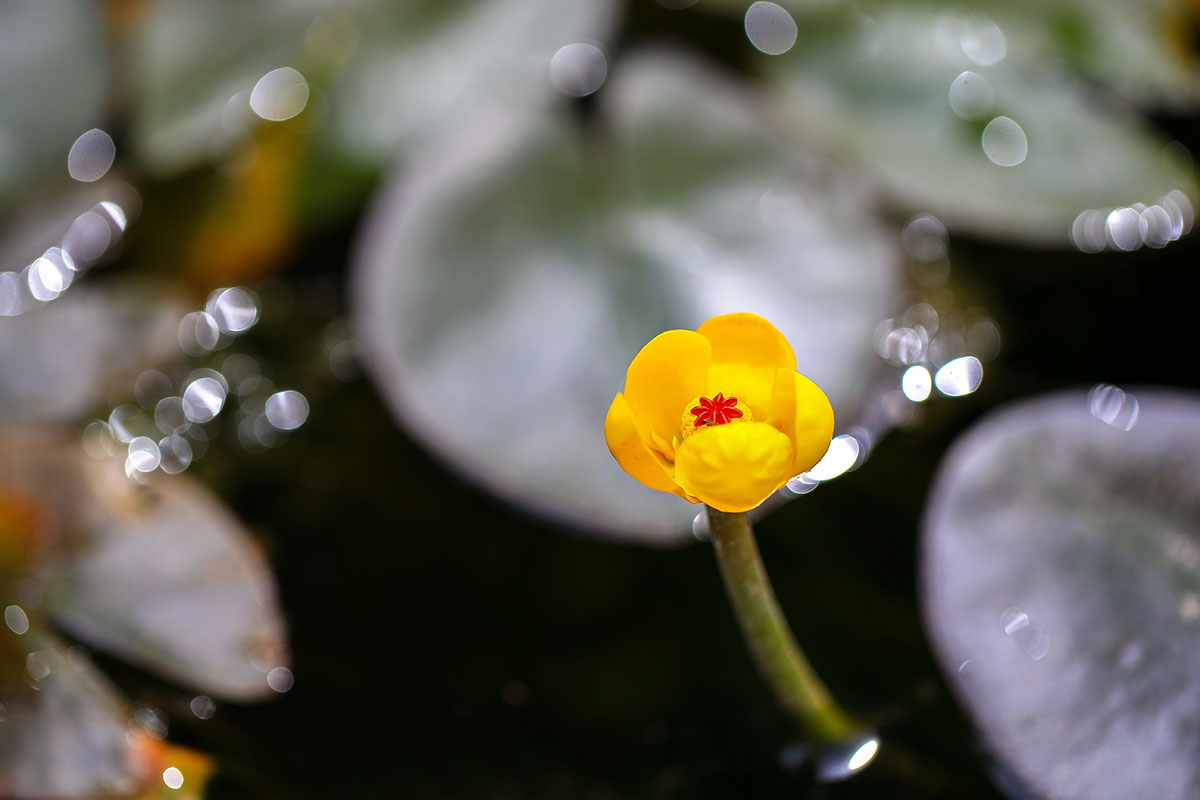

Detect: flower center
[680,393,752,440]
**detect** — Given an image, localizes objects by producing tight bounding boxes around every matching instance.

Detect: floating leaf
[39,455,290,702]
[0,283,184,425]
[0,2,108,211]
[132,0,614,174]
[0,631,137,799]
[922,389,1200,799]
[353,52,899,542]
[766,4,1195,244]
[0,430,289,703]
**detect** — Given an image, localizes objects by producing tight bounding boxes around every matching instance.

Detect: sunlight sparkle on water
[848,739,879,771]
[67,128,116,182]
[935,356,982,396]
[265,390,309,430]
[4,605,29,635]
[267,666,294,693]
[206,287,260,334]
[162,767,184,790]
[549,43,607,97]
[948,71,993,120]
[981,117,1027,167]
[902,365,932,402]
[1088,384,1139,431]
[250,67,310,121]
[182,377,227,423]
[804,435,860,481]
[190,695,216,720]
[745,2,797,55]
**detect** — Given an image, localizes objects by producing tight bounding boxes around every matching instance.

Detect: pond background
[4,0,1200,797]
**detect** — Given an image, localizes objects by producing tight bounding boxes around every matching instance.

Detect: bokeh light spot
[745,2,798,56]
[67,128,116,182]
[981,117,1027,167]
[265,390,310,431]
[162,767,184,790]
[549,43,608,97]
[250,67,310,121]
[948,71,993,120]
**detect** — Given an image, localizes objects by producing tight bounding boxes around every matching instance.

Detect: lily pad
[0,2,108,212]
[766,4,1195,244]
[41,455,291,702]
[0,429,290,702]
[922,389,1200,799]
[133,0,614,174]
[0,282,184,425]
[0,631,137,799]
[353,52,899,542]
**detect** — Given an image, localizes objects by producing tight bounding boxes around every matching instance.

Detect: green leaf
[765,4,1195,244]
[922,388,1200,799]
[132,0,614,174]
[0,281,184,425]
[0,2,108,212]
[37,448,290,702]
[353,52,899,542]
[0,631,136,798]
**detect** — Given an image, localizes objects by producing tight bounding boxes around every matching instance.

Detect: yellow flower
[605,313,834,513]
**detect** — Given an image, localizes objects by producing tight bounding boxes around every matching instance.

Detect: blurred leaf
[353,52,899,543]
[766,4,1195,244]
[0,282,184,425]
[132,0,615,177]
[0,631,137,799]
[711,0,1200,107]
[38,451,290,702]
[0,1,108,213]
[922,388,1200,799]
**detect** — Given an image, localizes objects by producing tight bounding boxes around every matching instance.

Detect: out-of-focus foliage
[922,389,1200,799]
[0,629,134,798]
[131,0,614,178]
[0,283,182,424]
[353,52,899,542]
[0,1,107,213]
[1,0,1199,795]
[0,428,289,795]
[763,3,1196,243]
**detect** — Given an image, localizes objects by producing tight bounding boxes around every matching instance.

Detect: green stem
[706,506,856,742]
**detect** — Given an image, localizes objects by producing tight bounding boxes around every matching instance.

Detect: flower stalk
[706,506,856,742]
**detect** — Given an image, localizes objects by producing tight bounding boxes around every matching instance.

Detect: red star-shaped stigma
[691,393,743,427]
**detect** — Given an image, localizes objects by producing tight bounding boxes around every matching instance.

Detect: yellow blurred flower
[605,313,833,513]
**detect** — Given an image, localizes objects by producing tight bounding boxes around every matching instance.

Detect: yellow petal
[767,368,834,473]
[622,330,712,445]
[605,393,695,501]
[706,362,776,418]
[697,313,797,370]
[673,422,794,513]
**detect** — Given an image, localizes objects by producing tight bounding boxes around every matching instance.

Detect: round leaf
[353,52,899,542]
[922,388,1200,799]
[767,5,1195,244]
